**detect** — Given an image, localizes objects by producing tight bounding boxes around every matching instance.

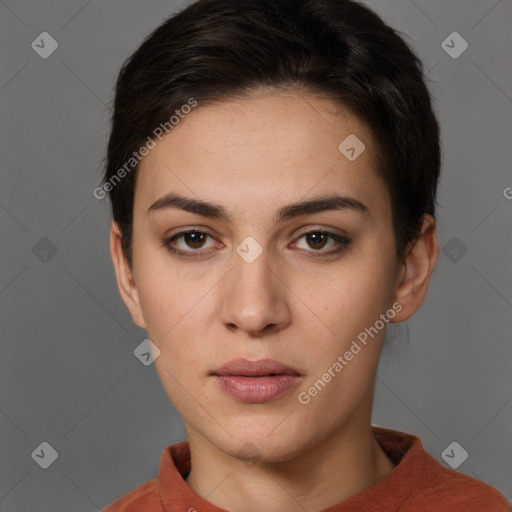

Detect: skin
[110,89,439,512]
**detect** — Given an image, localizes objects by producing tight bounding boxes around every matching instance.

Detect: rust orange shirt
[102,426,510,511]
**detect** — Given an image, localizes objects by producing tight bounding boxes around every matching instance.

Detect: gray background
[1,0,511,510]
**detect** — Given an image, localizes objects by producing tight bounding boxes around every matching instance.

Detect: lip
[212,358,301,377]
[211,358,302,403]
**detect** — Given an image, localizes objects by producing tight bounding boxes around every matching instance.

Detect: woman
[100,0,510,510]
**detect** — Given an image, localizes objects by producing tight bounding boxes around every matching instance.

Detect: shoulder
[101,478,162,512]
[403,459,510,512]
[372,427,510,512]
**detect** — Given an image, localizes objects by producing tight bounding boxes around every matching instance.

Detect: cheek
[134,263,215,382]
[296,272,390,418]
[296,257,396,393]
[314,261,394,336]
[132,230,196,322]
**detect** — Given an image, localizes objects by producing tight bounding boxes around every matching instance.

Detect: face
[111,90,432,463]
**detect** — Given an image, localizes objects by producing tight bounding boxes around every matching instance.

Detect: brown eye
[304,232,329,250]
[162,230,219,259]
[181,231,208,249]
[294,230,351,256]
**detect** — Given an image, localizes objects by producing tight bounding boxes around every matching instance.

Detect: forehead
[135,90,389,220]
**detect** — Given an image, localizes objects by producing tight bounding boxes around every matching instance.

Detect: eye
[162,228,350,260]
[162,230,220,259]
[293,229,350,257]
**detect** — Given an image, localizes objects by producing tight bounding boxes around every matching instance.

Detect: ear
[109,222,146,329]
[391,214,439,322]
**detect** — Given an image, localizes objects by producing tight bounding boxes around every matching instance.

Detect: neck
[184,418,395,512]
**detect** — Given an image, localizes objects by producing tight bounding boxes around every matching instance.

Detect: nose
[217,242,291,336]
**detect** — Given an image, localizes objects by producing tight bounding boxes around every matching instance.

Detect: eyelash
[161,229,351,260]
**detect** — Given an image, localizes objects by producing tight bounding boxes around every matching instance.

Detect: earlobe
[391,214,439,323]
[109,222,147,329]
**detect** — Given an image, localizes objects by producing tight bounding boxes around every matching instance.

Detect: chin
[218,426,310,465]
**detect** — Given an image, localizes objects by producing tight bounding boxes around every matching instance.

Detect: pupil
[187,232,204,248]
[308,232,326,249]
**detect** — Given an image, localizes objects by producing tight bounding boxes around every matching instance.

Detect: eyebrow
[147,192,369,224]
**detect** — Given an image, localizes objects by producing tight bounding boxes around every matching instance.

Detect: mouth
[210,357,301,377]
[210,358,302,403]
